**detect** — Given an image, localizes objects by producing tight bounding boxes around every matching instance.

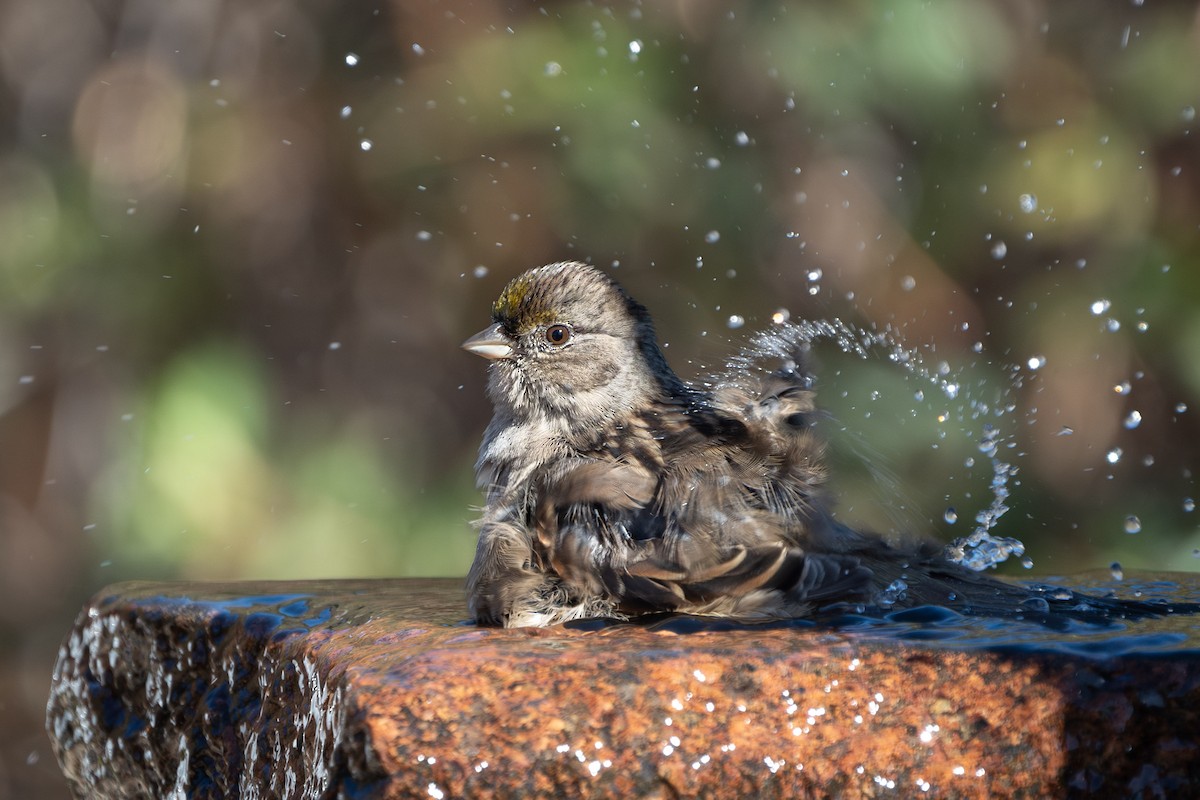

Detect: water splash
[726,318,1023,570]
[943,530,1025,572]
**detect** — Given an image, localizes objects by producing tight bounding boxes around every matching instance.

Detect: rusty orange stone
[45,578,1200,798]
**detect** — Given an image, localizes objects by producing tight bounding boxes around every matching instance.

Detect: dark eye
[544,324,572,345]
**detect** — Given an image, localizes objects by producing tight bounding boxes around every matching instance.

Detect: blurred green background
[3,1,1199,795]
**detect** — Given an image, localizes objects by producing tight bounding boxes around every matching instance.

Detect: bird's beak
[462,323,514,360]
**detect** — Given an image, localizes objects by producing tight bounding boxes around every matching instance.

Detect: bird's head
[463,262,678,430]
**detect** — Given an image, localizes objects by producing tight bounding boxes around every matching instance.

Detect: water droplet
[359,139,373,151]
[473,265,489,279]
[1018,193,1038,213]
[544,61,563,77]
[944,507,958,524]
[1176,402,1188,414]
[705,230,720,244]
[806,268,822,282]
[1090,299,1111,316]
[990,241,1007,259]
[771,308,791,324]
[1026,355,1045,370]
[1123,515,1142,534]
[1183,106,1197,122]
[873,579,908,608]
[735,131,750,146]
[1110,562,1124,581]
[900,275,916,291]
[1123,410,1142,429]
[1113,381,1131,395]
[1105,318,1121,332]
[628,39,642,55]
[1106,447,1123,464]
[345,53,360,67]
[412,43,426,56]
[1021,597,1051,614]
[416,230,432,241]
[340,105,352,119]
[705,157,721,170]
[1184,498,1195,513]
[726,315,745,330]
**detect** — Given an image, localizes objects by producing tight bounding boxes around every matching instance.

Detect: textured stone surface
[47,578,1200,798]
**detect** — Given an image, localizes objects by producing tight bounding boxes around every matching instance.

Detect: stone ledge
[46,579,1200,798]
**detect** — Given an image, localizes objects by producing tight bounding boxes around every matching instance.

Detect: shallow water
[551,570,1200,659]
[136,570,1200,659]
[821,570,1200,658]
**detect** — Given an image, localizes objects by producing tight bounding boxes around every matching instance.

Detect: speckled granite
[46,578,1200,798]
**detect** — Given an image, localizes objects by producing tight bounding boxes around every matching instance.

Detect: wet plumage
[462,261,1175,627]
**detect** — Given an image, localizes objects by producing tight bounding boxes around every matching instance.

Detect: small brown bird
[461,262,1164,627]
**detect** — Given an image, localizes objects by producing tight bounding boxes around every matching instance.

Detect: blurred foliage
[1,2,1200,793]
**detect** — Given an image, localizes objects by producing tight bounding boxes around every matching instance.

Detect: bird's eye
[544,324,572,346]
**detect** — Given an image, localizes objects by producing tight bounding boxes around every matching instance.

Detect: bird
[461,261,1180,628]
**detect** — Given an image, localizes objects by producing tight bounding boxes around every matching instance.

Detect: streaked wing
[621,543,871,616]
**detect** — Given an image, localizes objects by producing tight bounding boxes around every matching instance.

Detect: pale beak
[462,322,514,360]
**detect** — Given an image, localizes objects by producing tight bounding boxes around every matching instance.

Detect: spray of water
[724,317,1024,572]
